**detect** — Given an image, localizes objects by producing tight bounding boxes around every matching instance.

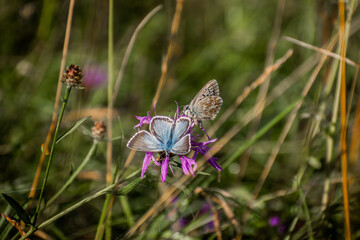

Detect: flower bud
[92,121,106,139]
[62,64,83,87]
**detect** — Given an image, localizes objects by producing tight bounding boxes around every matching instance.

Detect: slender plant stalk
[119,196,134,227]
[95,195,112,240]
[47,140,98,206]
[239,0,285,178]
[338,0,351,239]
[34,86,72,224]
[28,0,75,205]
[297,180,314,240]
[94,5,163,238]
[105,0,114,239]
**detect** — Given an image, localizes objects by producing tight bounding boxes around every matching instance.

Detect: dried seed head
[62,64,83,87]
[92,121,106,139]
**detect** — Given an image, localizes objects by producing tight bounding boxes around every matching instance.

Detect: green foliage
[1,0,360,239]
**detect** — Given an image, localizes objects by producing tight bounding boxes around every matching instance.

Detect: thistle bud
[62,64,83,87]
[92,121,106,139]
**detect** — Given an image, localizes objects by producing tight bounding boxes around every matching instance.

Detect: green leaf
[1,193,31,225]
[197,171,211,176]
[56,116,91,144]
[112,176,145,195]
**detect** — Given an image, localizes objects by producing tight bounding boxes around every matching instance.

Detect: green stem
[297,179,314,240]
[119,196,134,227]
[47,140,98,206]
[95,195,112,240]
[34,86,72,223]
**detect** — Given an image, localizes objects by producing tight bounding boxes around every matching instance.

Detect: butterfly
[183,79,223,127]
[127,116,191,155]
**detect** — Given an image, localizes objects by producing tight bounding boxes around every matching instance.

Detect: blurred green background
[1,0,360,239]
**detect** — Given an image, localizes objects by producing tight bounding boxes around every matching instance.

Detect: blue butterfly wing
[171,134,191,155]
[127,130,164,152]
[172,117,191,143]
[150,116,174,144]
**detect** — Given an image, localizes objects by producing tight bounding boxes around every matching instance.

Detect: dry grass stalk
[208,49,293,137]
[252,42,331,200]
[338,0,351,238]
[28,0,75,203]
[212,195,241,240]
[1,213,29,239]
[151,0,184,108]
[284,36,357,67]
[240,0,286,178]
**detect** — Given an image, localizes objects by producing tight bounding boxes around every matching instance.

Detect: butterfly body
[127,116,191,155]
[183,79,223,126]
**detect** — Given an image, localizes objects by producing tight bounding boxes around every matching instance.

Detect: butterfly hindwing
[172,117,191,143]
[127,130,164,152]
[171,134,191,155]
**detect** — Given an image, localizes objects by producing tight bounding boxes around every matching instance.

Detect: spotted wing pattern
[190,79,220,106]
[184,79,223,123]
[191,96,223,120]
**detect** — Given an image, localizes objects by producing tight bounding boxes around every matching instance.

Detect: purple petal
[151,155,161,166]
[180,156,189,175]
[169,162,175,176]
[134,112,152,129]
[161,155,170,182]
[141,152,153,178]
[180,155,197,176]
[207,157,222,171]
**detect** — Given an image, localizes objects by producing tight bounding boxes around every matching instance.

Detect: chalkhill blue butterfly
[127,116,191,155]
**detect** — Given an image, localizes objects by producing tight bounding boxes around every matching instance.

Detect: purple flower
[134,112,152,129]
[82,65,107,90]
[127,104,222,182]
[268,216,280,227]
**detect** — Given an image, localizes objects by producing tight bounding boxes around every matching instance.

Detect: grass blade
[56,116,91,144]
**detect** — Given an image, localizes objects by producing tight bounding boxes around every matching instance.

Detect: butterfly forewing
[172,117,191,143]
[170,134,191,155]
[127,130,164,152]
[150,116,174,144]
[191,79,220,105]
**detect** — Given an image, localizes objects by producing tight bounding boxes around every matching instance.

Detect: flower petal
[134,112,152,129]
[141,152,153,178]
[207,157,222,171]
[180,155,197,176]
[151,155,161,166]
[161,155,170,182]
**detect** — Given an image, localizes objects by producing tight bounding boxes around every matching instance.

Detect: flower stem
[47,140,98,206]
[33,86,72,224]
